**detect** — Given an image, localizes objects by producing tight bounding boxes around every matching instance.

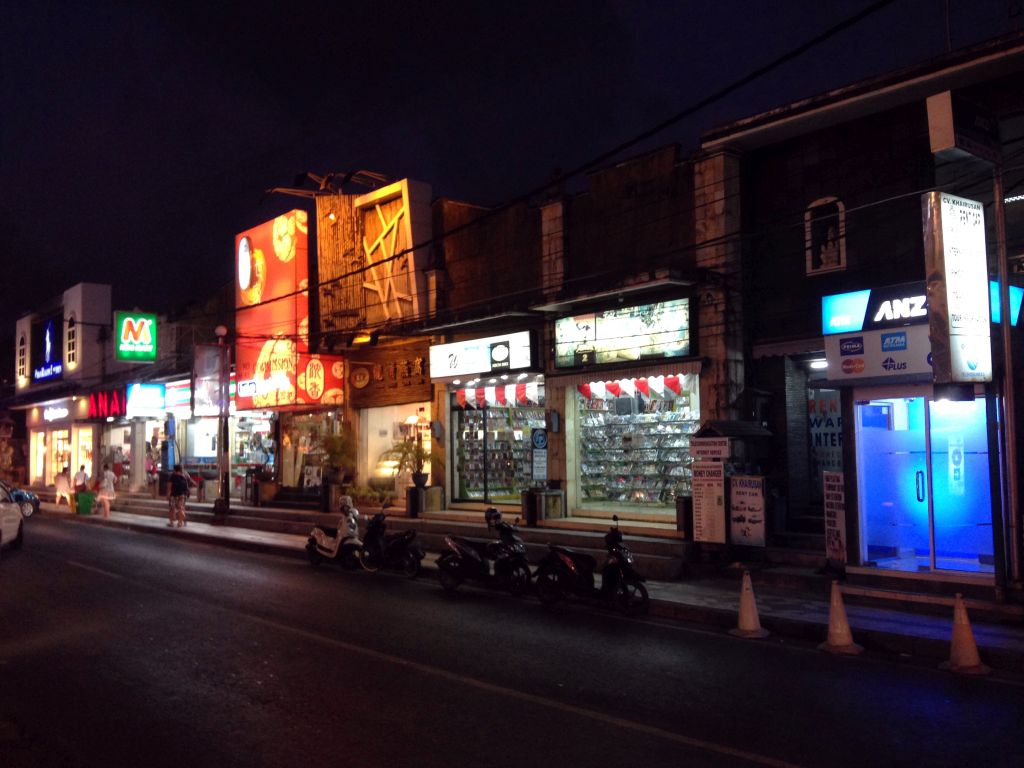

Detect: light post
[213,324,231,516]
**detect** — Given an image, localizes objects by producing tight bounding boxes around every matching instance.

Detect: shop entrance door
[855,394,993,574]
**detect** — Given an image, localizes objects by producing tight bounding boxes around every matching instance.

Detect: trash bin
[76,491,95,516]
[521,489,539,527]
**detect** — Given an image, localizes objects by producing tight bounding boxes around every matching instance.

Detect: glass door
[855,394,993,574]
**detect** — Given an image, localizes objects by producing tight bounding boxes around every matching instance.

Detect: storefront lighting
[488,378,497,384]
[452,379,461,385]
[500,374,508,381]
[352,333,373,344]
[327,211,338,223]
[106,416,114,423]
[809,359,828,370]
[517,373,528,380]
[1005,194,1024,205]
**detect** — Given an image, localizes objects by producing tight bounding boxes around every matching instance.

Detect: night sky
[2,1,1019,379]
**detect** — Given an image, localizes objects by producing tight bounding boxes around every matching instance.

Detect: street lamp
[213,324,231,516]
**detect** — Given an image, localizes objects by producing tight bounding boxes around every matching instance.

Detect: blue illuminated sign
[821,290,871,335]
[988,281,1023,326]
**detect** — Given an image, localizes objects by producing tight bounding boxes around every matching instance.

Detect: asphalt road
[1,517,1022,768]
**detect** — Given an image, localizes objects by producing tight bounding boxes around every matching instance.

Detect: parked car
[0,479,39,518]
[0,483,25,551]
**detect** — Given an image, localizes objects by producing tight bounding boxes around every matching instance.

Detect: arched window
[17,334,27,379]
[66,315,77,366]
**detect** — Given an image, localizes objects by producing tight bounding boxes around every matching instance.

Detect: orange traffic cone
[730,570,770,638]
[818,580,863,655]
[939,593,991,675]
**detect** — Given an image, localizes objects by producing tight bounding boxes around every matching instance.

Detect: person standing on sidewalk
[166,464,190,528]
[54,467,74,510]
[96,463,116,519]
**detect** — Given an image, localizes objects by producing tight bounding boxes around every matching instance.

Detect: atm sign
[115,311,158,362]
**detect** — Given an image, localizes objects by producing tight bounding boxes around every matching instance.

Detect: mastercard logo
[841,358,865,374]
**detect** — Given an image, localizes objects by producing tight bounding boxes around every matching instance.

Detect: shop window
[66,316,77,367]
[576,374,699,509]
[450,379,545,503]
[17,334,26,379]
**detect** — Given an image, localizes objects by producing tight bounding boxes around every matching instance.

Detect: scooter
[359,511,425,577]
[306,502,364,570]
[534,515,648,614]
[437,508,531,596]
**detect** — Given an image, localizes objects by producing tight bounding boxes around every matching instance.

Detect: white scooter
[306,497,364,570]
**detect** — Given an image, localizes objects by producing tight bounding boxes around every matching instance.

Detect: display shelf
[578,404,698,505]
[455,405,546,499]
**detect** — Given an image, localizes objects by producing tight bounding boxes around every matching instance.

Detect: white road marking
[246,612,805,768]
[66,560,122,579]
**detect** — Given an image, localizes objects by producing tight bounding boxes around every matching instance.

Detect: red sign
[88,387,126,419]
[841,358,865,374]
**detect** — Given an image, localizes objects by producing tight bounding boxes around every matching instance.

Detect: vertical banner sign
[692,461,726,543]
[192,345,225,417]
[729,475,766,547]
[823,471,847,563]
[922,192,992,383]
[531,428,548,482]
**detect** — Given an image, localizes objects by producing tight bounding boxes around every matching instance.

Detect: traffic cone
[818,580,863,655]
[730,570,770,638]
[939,593,991,675]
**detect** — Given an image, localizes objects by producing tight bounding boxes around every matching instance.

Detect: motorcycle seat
[449,536,491,558]
[549,544,597,572]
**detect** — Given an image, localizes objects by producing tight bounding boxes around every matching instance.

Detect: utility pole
[212,324,231,517]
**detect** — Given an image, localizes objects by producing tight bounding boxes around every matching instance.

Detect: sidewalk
[33,501,1024,679]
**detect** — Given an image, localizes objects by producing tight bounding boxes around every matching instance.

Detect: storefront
[25,396,93,486]
[430,331,543,504]
[348,342,435,497]
[821,273,1022,578]
[548,297,702,519]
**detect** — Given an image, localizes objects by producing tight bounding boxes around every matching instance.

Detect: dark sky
[2,0,1020,374]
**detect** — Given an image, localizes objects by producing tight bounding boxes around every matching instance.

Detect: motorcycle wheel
[307,546,324,568]
[438,556,462,592]
[19,502,34,518]
[507,563,531,597]
[401,552,421,578]
[615,580,649,615]
[535,566,563,605]
[341,550,361,570]
[359,549,382,573]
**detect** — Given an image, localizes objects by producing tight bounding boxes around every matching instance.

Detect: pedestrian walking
[54,466,74,509]
[96,463,116,519]
[166,464,191,528]
[73,465,89,493]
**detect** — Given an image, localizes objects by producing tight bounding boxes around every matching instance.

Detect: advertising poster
[554,298,690,368]
[692,461,726,544]
[234,210,345,409]
[729,475,766,547]
[823,471,847,563]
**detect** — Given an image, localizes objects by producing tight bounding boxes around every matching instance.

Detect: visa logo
[839,337,864,356]
[881,332,907,352]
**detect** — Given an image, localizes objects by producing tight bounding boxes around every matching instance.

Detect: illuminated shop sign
[554,299,690,369]
[31,314,64,382]
[88,387,126,419]
[429,331,533,378]
[923,192,992,383]
[234,211,346,409]
[115,311,158,362]
[126,383,166,419]
[43,405,70,422]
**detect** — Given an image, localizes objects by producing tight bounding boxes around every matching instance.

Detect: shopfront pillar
[129,421,148,492]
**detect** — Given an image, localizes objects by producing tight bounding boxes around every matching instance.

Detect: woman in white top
[97,462,116,519]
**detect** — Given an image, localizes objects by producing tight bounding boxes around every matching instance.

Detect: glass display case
[578,393,698,507]
[454,405,546,503]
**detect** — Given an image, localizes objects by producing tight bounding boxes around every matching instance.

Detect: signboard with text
[729,475,766,547]
[823,471,847,563]
[114,311,158,362]
[692,461,726,544]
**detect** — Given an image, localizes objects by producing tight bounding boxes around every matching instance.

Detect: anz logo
[872,296,927,323]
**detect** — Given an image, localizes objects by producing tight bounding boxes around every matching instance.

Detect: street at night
[2,518,1022,768]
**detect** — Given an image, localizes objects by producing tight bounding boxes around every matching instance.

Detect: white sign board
[823,471,847,563]
[692,461,726,544]
[923,192,992,383]
[823,324,933,380]
[429,331,533,378]
[730,475,766,547]
[690,437,730,461]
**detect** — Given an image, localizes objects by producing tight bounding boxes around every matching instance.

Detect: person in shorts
[167,464,191,528]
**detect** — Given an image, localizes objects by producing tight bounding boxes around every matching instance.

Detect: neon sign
[115,311,158,362]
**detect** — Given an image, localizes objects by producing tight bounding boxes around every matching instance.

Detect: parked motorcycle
[306,498,364,570]
[359,511,425,577]
[534,515,648,614]
[437,508,531,596]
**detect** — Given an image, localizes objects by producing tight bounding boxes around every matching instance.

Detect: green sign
[115,311,158,362]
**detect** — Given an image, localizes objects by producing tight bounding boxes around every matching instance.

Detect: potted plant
[320,426,356,486]
[391,436,442,488]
